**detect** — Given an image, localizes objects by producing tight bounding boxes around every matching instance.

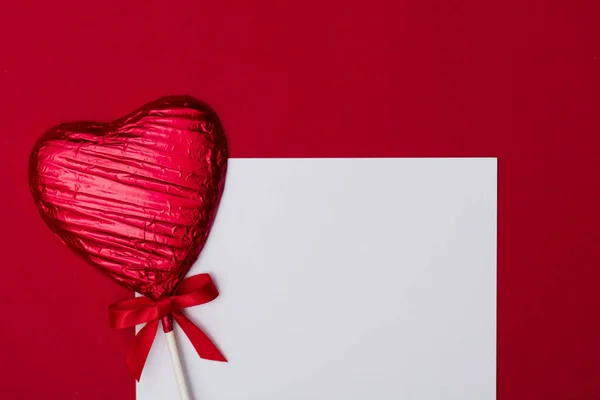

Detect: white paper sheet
[138,158,497,400]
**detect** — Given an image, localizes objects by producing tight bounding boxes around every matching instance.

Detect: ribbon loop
[109,273,227,381]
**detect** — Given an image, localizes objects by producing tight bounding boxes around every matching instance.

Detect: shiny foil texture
[29,96,228,300]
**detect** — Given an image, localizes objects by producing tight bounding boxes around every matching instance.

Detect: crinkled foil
[29,96,228,300]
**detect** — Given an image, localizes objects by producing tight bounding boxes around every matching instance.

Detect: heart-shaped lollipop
[29,96,228,300]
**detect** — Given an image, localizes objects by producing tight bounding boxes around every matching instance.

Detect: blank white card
[138,158,497,400]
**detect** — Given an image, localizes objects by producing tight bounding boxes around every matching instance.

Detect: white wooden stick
[165,330,194,400]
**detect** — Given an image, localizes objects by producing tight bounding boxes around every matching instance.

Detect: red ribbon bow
[109,274,227,381]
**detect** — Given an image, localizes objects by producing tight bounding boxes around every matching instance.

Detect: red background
[1,0,599,398]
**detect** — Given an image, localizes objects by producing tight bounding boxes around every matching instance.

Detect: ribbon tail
[126,320,160,381]
[172,311,227,362]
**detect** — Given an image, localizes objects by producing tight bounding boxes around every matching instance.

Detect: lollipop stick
[165,330,194,400]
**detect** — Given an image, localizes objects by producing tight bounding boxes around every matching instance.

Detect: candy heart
[29,96,228,299]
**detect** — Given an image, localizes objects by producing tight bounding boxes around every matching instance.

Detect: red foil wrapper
[29,96,228,300]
